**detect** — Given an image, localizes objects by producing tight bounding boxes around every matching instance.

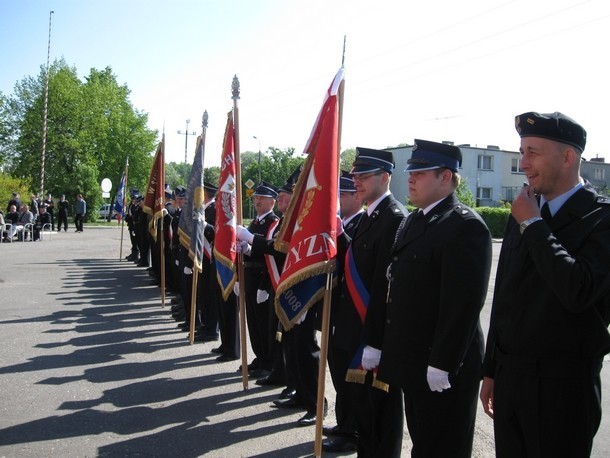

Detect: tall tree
[3,59,157,219]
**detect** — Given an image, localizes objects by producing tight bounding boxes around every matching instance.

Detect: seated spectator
[17,204,34,241]
[34,204,52,241]
[5,205,20,241]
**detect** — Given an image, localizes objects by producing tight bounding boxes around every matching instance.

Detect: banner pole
[314,271,334,457]
[119,158,129,260]
[232,76,249,391]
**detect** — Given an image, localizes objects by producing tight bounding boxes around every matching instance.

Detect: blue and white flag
[114,171,126,216]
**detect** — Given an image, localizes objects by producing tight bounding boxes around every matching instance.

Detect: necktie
[540,202,552,221]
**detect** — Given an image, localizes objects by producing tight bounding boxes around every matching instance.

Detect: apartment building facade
[388,143,610,207]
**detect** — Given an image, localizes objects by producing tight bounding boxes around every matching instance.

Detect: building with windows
[388,143,609,207]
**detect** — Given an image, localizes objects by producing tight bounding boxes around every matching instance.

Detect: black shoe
[322,437,357,452]
[272,397,303,409]
[137,261,149,267]
[323,425,341,437]
[237,360,259,373]
[216,354,239,362]
[211,346,224,354]
[250,368,271,379]
[296,411,317,427]
[296,402,327,427]
[280,388,296,399]
[255,373,283,386]
[202,335,219,342]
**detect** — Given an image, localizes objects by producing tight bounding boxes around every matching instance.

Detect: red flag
[213,111,237,300]
[143,137,167,240]
[274,68,344,330]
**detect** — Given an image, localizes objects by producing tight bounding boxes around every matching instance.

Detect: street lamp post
[253,135,262,183]
[177,119,197,182]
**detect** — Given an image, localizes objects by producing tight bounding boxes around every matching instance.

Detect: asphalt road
[0,227,608,457]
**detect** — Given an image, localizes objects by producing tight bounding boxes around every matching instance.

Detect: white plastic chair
[22,223,34,242]
[40,223,53,241]
[1,223,12,243]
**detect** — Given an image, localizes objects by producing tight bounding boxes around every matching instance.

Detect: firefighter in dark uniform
[337,147,406,457]
[237,171,297,387]
[365,140,492,458]
[481,112,610,458]
[170,187,187,322]
[57,194,70,232]
[136,196,150,267]
[125,189,140,262]
[239,181,279,377]
[323,171,364,452]
[194,182,221,342]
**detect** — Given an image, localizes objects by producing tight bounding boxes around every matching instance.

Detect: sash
[344,243,389,391]
[344,244,369,323]
[345,345,389,392]
[264,219,282,292]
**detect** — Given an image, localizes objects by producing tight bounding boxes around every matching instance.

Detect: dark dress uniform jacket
[483,183,610,377]
[335,194,406,356]
[369,194,492,392]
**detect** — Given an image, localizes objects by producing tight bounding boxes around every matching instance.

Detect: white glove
[256,289,269,304]
[295,311,307,324]
[236,240,251,255]
[336,215,344,237]
[175,259,179,266]
[361,345,382,370]
[236,225,254,244]
[183,266,193,275]
[427,366,451,392]
[233,281,240,297]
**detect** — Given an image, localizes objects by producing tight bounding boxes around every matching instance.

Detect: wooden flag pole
[119,158,129,260]
[188,270,199,344]
[189,111,209,345]
[315,59,346,457]
[232,75,249,390]
[160,139,166,308]
[314,270,335,457]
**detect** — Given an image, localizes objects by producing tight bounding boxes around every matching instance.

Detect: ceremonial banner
[143,138,167,240]
[114,170,126,217]
[214,111,237,300]
[179,135,207,271]
[274,68,343,330]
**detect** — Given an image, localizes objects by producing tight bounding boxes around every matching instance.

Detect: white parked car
[98,204,117,220]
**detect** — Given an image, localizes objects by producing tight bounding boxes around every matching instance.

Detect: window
[594,168,605,181]
[477,187,492,199]
[478,155,493,170]
[511,158,524,174]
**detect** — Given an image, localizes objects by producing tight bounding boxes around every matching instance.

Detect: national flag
[213,111,237,300]
[114,171,126,217]
[274,68,344,330]
[143,137,167,240]
[178,135,207,272]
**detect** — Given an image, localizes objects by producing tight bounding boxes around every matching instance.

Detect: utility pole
[177,118,197,165]
[252,135,262,183]
[40,10,54,197]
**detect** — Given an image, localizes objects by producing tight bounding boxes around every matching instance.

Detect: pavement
[0,227,608,457]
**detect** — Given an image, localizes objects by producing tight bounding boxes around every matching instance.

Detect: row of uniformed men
[125,110,609,457]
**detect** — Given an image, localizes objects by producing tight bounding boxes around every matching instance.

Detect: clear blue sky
[2,0,610,168]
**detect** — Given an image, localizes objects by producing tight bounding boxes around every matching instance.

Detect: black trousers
[75,214,84,231]
[327,334,358,436]
[404,382,478,458]
[283,310,320,411]
[493,358,602,458]
[58,211,68,231]
[352,376,404,458]
[244,266,270,369]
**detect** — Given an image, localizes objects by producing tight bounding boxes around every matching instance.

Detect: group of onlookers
[1,192,77,242]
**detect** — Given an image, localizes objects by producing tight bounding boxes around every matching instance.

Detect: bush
[476,207,510,238]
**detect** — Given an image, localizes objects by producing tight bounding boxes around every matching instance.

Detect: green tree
[3,59,157,221]
[456,176,476,208]
[340,148,356,172]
